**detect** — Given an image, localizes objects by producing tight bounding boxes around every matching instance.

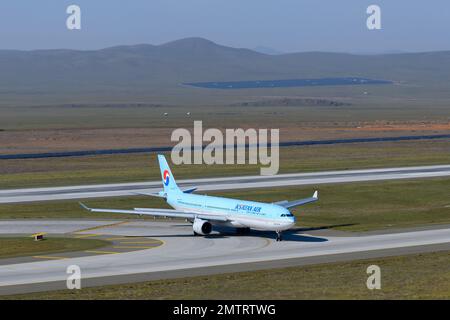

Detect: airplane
[80,154,318,241]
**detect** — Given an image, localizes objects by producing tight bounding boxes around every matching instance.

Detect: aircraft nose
[286,216,295,227]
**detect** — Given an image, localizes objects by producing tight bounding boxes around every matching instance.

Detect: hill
[1,37,449,104]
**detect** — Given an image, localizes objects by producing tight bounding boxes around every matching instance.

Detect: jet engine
[192,218,212,235]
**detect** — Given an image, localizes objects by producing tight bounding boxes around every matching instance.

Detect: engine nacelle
[192,218,212,235]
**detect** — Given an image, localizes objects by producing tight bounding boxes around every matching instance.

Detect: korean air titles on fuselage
[235,204,264,215]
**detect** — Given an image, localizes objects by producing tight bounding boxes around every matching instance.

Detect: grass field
[1,140,450,189]
[6,250,449,299]
[0,237,109,259]
[1,101,449,158]
[1,177,449,232]
[2,97,450,130]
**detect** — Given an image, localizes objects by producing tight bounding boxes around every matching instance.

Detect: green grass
[1,140,450,189]
[216,177,450,231]
[6,250,450,299]
[0,237,110,259]
[1,177,449,232]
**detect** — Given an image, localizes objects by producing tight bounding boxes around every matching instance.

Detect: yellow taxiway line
[72,221,130,234]
[118,241,162,244]
[33,255,68,260]
[112,245,158,249]
[74,233,102,239]
[84,250,119,255]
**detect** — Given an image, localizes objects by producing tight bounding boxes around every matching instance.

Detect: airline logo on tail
[163,169,170,186]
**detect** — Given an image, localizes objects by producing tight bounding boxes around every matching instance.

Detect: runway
[1,164,450,203]
[0,220,449,295]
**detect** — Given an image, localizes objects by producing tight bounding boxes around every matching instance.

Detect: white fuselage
[167,192,296,231]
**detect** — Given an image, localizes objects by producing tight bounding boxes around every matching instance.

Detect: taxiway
[1,164,450,204]
[0,220,449,295]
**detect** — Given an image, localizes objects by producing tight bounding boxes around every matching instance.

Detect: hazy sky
[0,0,449,53]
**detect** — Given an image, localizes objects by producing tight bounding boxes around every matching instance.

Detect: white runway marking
[1,164,450,203]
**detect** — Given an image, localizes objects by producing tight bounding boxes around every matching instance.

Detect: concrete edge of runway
[2,164,450,204]
[1,242,449,297]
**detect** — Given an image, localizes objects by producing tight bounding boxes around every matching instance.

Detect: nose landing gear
[275,231,283,242]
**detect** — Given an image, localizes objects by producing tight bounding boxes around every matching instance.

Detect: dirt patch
[1,121,449,154]
[229,98,351,107]
[352,121,450,132]
[0,128,174,154]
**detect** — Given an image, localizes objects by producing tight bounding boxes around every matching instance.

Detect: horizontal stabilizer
[130,191,166,198]
[182,187,197,194]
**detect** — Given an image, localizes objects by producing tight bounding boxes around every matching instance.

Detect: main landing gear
[276,231,283,242]
[236,227,251,235]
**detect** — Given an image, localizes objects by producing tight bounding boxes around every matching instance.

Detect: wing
[274,191,319,209]
[79,202,228,222]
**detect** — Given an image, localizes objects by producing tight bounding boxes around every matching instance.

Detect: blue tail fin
[157,154,181,194]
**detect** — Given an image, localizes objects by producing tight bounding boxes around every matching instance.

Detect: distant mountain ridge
[0,37,449,98]
[252,46,284,55]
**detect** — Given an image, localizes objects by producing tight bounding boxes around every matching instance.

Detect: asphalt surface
[0,220,449,295]
[0,228,162,266]
[1,164,450,203]
[1,164,450,296]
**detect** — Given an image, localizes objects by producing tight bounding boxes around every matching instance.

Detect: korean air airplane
[80,155,318,241]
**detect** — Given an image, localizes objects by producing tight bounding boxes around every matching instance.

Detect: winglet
[79,202,92,211]
[313,191,318,199]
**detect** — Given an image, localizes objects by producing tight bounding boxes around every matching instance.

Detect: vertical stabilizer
[157,154,181,194]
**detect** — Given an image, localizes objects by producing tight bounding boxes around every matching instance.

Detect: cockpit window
[281,213,294,217]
